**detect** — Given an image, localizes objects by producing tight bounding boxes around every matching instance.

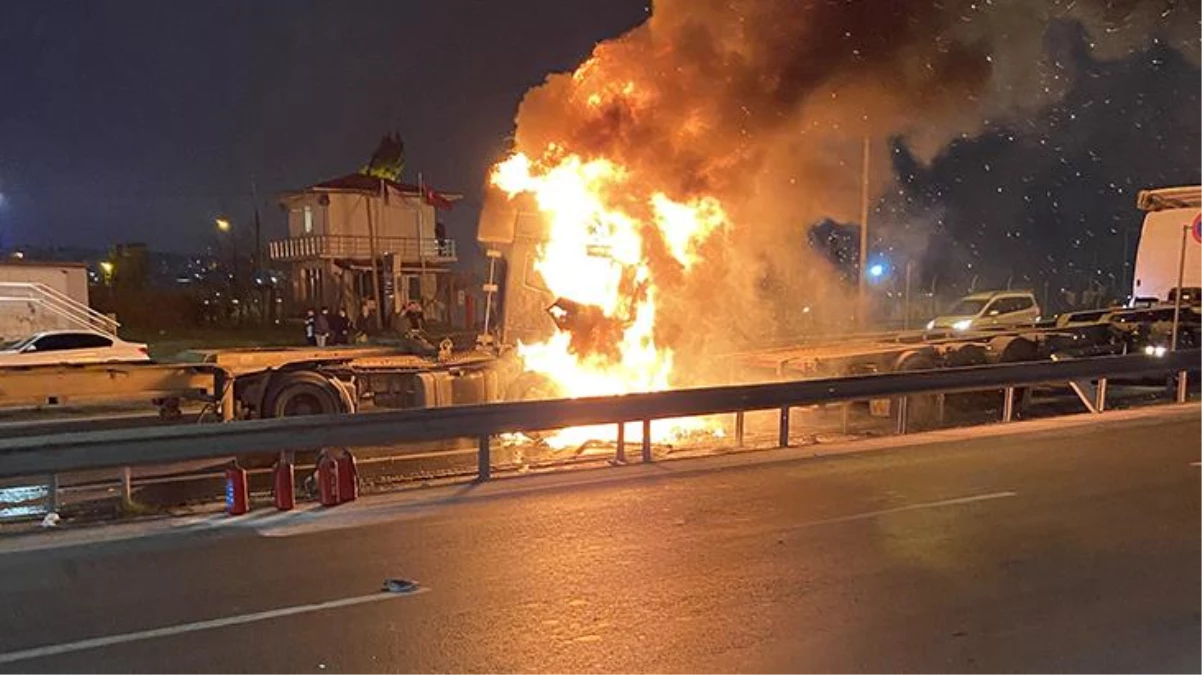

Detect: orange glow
[490,148,729,448]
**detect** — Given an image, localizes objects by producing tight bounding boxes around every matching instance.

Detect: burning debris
[485,0,1200,445]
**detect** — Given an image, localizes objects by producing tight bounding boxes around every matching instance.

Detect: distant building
[270,174,461,326]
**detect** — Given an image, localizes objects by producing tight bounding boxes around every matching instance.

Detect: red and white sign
[1192,212,1201,244]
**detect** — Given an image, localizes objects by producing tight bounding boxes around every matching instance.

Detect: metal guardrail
[0,350,1196,483]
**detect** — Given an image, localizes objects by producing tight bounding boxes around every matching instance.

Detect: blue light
[869,263,884,278]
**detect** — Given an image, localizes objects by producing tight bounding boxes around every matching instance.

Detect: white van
[1131,186,1201,305]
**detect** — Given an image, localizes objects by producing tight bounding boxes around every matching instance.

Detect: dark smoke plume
[493,0,1200,380]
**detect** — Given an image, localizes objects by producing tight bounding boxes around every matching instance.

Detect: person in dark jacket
[400,301,426,332]
[303,308,317,346]
[331,308,353,345]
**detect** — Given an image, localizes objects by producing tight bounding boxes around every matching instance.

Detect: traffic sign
[1192,212,1201,244]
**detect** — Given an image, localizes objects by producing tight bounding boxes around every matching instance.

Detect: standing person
[331,308,351,345]
[359,298,372,335]
[303,308,316,346]
[400,300,426,333]
[315,307,331,347]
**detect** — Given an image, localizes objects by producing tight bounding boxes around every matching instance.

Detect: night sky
[873,20,1201,301]
[0,1,1197,302]
[0,1,648,252]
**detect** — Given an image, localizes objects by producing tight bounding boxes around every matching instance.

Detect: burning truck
[2,0,1197,448]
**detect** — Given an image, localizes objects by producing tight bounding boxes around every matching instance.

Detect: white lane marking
[0,588,428,665]
[791,491,1017,530]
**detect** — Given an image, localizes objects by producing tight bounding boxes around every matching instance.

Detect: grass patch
[125,325,304,360]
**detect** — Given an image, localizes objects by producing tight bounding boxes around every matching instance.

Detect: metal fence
[0,350,1196,486]
[268,236,457,262]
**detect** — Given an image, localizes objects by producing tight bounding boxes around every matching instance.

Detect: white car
[927,291,1041,332]
[0,330,150,367]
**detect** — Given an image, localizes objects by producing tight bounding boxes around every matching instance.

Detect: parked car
[0,330,150,366]
[927,291,1041,331]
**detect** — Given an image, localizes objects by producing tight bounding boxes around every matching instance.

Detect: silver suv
[927,291,1041,331]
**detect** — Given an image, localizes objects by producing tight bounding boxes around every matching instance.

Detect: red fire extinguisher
[225,464,249,516]
[273,456,295,511]
[316,451,340,507]
[336,450,358,503]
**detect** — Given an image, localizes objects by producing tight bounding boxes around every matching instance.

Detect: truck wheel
[501,372,566,446]
[994,338,1038,418]
[156,397,183,420]
[895,353,939,430]
[945,344,989,368]
[995,337,1039,363]
[263,372,349,418]
[237,373,350,469]
[503,372,564,403]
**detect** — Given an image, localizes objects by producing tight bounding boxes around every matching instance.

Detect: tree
[361,132,405,183]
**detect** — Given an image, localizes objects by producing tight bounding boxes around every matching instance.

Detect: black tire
[503,371,564,403]
[994,338,1038,418]
[895,352,940,430]
[263,372,349,418]
[945,344,989,368]
[238,373,349,469]
[156,397,183,420]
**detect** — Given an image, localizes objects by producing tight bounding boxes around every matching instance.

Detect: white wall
[324,191,437,241]
[0,263,90,340]
[0,264,88,303]
[284,194,331,237]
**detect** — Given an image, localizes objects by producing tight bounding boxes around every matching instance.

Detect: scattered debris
[40,512,61,528]
[382,578,420,594]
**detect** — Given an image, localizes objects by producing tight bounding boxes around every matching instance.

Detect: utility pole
[251,177,266,324]
[417,172,430,312]
[1170,223,1189,350]
[366,181,384,331]
[857,136,870,330]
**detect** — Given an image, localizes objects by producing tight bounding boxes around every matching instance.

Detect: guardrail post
[1177,370,1189,403]
[615,422,627,463]
[1095,377,1108,413]
[46,474,59,514]
[895,397,910,434]
[477,435,491,481]
[778,406,790,448]
[935,394,946,425]
[734,411,745,448]
[219,370,235,422]
[841,402,850,435]
[1002,387,1016,423]
[641,419,652,463]
[121,466,133,506]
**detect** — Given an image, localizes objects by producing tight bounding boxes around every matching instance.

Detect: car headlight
[1143,345,1167,357]
[925,320,935,330]
[952,319,972,331]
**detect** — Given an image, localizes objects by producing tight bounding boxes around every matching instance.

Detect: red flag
[423,185,453,210]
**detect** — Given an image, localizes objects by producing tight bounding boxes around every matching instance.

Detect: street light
[99,261,114,287]
[215,217,231,233]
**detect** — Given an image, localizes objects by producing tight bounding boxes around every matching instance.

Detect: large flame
[491,145,728,449]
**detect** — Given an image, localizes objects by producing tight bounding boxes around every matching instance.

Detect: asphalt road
[0,405,1197,673]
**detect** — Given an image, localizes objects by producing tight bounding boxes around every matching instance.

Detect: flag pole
[417,172,429,310]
